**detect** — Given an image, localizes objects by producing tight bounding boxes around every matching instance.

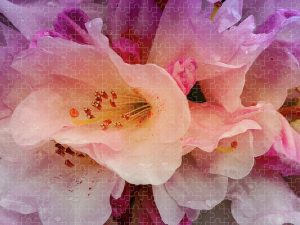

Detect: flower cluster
[0,0,299,224]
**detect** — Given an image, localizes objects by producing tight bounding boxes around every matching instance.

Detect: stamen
[70,89,151,129]
[121,105,150,121]
[210,0,226,21]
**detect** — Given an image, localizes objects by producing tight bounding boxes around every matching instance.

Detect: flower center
[216,141,238,153]
[69,89,152,130]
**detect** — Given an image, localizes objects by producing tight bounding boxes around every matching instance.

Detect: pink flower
[9,18,190,185]
[149,0,300,112]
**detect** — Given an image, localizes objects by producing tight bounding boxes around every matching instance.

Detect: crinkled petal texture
[148,0,288,111]
[185,102,281,155]
[10,20,190,185]
[184,102,281,179]
[0,119,118,225]
[242,9,300,109]
[227,170,300,225]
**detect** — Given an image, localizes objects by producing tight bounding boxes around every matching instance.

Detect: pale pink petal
[243,0,300,27]
[152,185,185,225]
[0,0,62,39]
[11,37,126,89]
[242,41,300,109]
[111,177,125,199]
[10,89,70,146]
[198,15,274,111]
[88,141,182,185]
[272,114,300,163]
[165,153,228,210]
[230,103,282,156]
[227,170,300,225]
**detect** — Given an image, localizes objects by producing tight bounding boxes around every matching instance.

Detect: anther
[110,99,117,108]
[55,143,64,149]
[92,101,102,110]
[100,91,108,99]
[100,119,112,130]
[94,91,103,102]
[55,148,65,157]
[210,0,226,21]
[111,90,117,99]
[65,147,75,156]
[69,108,79,118]
[103,119,112,125]
[231,141,238,149]
[65,159,74,168]
[121,113,130,120]
[77,153,85,158]
[114,122,123,128]
[84,107,95,119]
